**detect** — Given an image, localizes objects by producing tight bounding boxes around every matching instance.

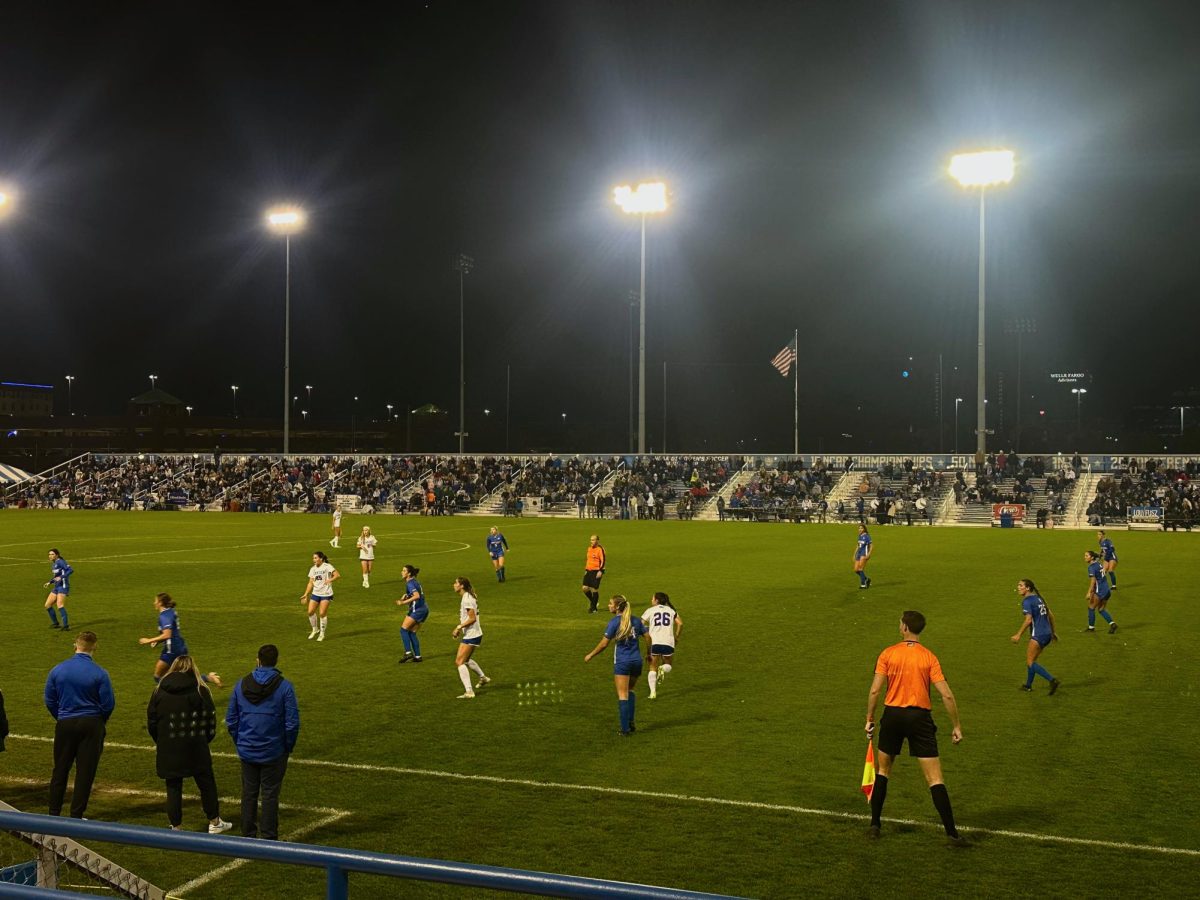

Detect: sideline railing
[0,811,740,900]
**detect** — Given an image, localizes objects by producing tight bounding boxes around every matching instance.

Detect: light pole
[149,374,158,390]
[614,181,668,454]
[950,150,1015,461]
[1004,316,1037,448]
[352,396,359,452]
[265,204,307,456]
[455,254,474,454]
[954,398,964,453]
[627,290,638,453]
[1174,405,1190,436]
[65,375,74,416]
[230,385,239,417]
[301,409,308,422]
[186,405,193,417]
[305,385,313,417]
[1072,388,1087,434]
[386,404,394,425]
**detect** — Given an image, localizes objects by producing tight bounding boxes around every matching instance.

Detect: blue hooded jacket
[45,653,115,721]
[225,666,299,763]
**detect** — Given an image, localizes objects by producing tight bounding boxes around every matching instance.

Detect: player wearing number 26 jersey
[641,592,682,700]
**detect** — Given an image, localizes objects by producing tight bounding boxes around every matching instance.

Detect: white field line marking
[168,811,350,897]
[0,535,471,568]
[0,774,351,899]
[11,735,1198,859]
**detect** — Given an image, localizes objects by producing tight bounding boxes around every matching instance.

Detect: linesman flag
[770,336,797,377]
[861,741,876,802]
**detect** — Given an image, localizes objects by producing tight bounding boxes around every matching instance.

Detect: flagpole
[793,328,799,455]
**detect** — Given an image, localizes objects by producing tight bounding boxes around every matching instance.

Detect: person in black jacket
[0,686,8,752]
[147,656,232,833]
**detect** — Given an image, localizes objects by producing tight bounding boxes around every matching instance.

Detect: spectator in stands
[717,495,726,521]
[226,644,299,841]
[0,685,8,752]
[147,656,232,833]
[45,631,115,819]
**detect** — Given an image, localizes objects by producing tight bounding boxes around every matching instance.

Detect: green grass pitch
[0,510,1197,898]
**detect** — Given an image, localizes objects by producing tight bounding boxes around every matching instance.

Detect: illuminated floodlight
[613,182,668,215]
[265,204,307,234]
[949,151,1015,188]
[0,183,16,220]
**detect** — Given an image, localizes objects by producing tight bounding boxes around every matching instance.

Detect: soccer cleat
[1082,626,1095,632]
[208,819,233,834]
[867,825,881,840]
[475,675,491,689]
[1049,678,1061,695]
[398,653,413,664]
[329,539,335,547]
[412,656,423,663]
[317,631,326,642]
[308,629,319,640]
[1020,684,1033,692]
[617,730,631,737]
[946,834,969,848]
[457,691,476,699]
[859,582,869,590]
[49,622,61,629]
[1108,622,1118,634]
[649,691,657,700]
[866,578,871,588]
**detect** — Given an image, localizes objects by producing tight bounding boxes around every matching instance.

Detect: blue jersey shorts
[407,607,429,624]
[1032,634,1052,648]
[51,585,70,596]
[613,658,643,678]
[650,643,675,657]
[461,635,482,646]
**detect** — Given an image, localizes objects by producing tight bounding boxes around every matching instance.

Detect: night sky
[2,1,1198,452]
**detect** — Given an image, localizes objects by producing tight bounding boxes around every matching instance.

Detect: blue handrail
[0,812,743,899]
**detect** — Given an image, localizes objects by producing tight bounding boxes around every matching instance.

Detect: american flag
[771,337,797,377]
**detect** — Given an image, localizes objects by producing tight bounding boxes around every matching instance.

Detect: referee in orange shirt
[864,610,964,844]
[581,534,606,614]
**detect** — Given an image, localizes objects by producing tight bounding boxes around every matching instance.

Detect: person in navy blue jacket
[225,644,299,840]
[44,631,115,818]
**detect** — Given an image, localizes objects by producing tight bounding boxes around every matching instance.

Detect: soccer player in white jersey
[330,508,342,548]
[301,551,339,641]
[641,591,682,700]
[356,527,378,588]
[450,577,490,699]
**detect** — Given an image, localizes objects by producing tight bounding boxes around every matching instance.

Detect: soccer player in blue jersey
[853,525,872,589]
[396,564,428,664]
[486,527,509,583]
[138,593,222,685]
[1097,530,1118,589]
[1084,550,1117,634]
[44,549,74,631]
[1011,579,1060,694]
[584,595,649,736]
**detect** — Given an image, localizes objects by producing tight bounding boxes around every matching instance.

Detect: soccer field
[0,510,1197,898]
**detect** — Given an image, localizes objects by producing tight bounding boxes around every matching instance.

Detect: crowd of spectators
[594,456,739,520]
[955,452,1072,517]
[1087,459,1200,528]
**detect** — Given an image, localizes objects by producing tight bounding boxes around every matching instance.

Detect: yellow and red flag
[861,741,876,802]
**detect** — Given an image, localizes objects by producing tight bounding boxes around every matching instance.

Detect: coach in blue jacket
[225,644,299,840]
[45,631,115,818]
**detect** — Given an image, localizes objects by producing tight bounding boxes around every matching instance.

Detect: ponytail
[653,591,674,610]
[613,595,633,641]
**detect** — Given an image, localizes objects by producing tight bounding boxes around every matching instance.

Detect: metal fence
[0,811,741,899]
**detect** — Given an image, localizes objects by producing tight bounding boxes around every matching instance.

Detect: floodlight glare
[614,182,668,215]
[949,151,1015,188]
[265,205,307,234]
[0,184,15,220]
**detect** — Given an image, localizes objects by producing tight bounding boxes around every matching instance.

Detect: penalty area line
[10,734,1197,859]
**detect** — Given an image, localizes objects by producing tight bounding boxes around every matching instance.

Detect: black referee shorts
[582,570,603,590]
[878,705,939,758]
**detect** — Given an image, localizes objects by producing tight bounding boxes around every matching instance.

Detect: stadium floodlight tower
[265,204,307,456]
[949,150,1014,460]
[613,181,668,455]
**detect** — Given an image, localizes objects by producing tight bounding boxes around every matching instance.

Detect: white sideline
[0,775,351,898]
[10,734,1199,859]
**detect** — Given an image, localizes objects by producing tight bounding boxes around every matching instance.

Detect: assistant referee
[864,610,964,844]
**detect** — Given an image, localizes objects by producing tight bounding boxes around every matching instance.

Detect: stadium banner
[991,503,1026,524]
[1127,506,1164,524]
